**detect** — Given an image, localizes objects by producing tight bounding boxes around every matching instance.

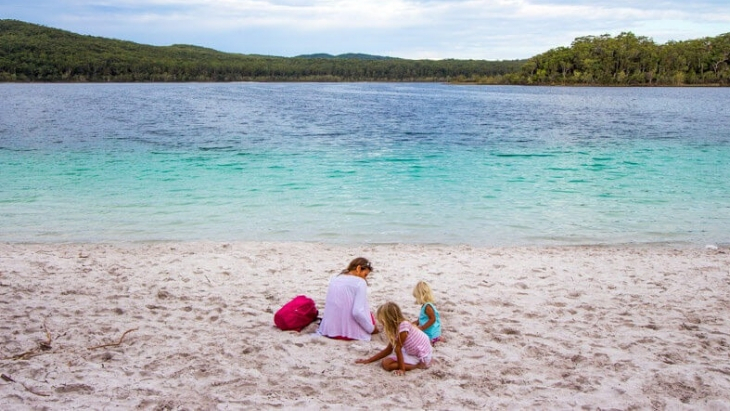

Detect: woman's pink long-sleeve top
[317,274,374,341]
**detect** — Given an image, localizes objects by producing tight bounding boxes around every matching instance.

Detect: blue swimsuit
[418,302,441,341]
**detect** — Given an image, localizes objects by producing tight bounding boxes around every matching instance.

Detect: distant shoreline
[3,20,729,86]
[2,80,728,87]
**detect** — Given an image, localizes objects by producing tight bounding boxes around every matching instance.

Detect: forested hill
[0,20,523,82]
[519,32,730,86]
[1,20,728,85]
[295,53,394,60]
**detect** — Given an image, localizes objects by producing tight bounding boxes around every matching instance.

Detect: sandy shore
[1,242,729,409]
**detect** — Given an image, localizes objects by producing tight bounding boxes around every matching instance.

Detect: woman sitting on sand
[317,257,379,341]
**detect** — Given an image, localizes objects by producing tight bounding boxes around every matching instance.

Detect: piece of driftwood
[87,328,139,350]
[3,322,53,360]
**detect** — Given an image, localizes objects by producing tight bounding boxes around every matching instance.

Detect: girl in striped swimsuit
[355,302,433,375]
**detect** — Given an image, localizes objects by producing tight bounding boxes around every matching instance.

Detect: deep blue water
[1,83,728,246]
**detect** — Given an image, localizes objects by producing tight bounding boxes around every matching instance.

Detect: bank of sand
[1,242,729,409]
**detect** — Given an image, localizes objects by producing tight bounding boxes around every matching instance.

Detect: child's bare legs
[381,358,428,372]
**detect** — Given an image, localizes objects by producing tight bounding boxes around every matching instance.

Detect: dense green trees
[1,20,728,85]
[0,20,522,82]
[514,31,730,85]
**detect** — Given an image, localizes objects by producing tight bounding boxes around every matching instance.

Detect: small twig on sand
[39,321,52,351]
[4,350,41,361]
[1,374,50,397]
[87,328,139,350]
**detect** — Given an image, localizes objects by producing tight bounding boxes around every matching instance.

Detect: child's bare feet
[419,358,438,369]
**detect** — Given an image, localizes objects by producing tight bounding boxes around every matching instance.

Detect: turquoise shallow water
[1,83,728,246]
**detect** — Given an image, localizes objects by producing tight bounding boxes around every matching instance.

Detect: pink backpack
[274,295,319,332]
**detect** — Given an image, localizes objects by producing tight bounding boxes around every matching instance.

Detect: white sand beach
[1,242,729,409]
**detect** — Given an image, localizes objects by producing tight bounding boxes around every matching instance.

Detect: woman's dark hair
[342,257,373,274]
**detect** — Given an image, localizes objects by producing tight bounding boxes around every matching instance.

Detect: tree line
[1,20,728,85]
[0,20,521,82]
[508,31,730,86]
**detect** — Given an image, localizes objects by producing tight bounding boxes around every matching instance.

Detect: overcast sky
[3,1,729,60]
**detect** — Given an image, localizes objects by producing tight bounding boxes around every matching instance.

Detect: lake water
[1,83,728,246]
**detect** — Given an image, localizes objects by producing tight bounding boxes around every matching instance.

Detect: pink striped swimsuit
[398,321,433,365]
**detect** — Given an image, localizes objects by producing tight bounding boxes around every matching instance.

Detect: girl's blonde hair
[412,281,435,305]
[376,302,407,346]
